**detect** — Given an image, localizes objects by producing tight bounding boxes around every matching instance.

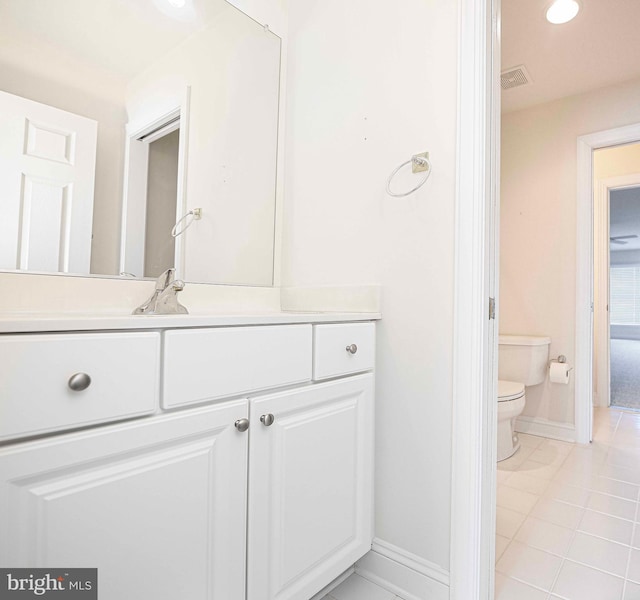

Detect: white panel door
[0,90,97,273]
[247,375,374,600]
[0,402,249,600]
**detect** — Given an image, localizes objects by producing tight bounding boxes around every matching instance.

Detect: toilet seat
[498,379,525,402]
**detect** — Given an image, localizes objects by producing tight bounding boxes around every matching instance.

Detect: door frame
[450,0,499,599]
[119,86,191,278]
[594,173,640,409]
[575,124,640,444]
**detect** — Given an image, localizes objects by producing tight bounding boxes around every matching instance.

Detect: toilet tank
[498,335,551,386]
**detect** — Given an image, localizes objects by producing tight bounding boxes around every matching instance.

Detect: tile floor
[496,407,640,600]
[320,574,405,600]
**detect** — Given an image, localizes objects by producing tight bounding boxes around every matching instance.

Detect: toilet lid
[498,380,525,402]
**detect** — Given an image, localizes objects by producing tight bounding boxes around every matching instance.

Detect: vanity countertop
[0,312,381,334]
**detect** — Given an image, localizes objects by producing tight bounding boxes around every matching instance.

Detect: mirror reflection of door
[0,90,97,274]
[144,128,179,278]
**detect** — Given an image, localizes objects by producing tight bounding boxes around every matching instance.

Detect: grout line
[545,444,582,598]
[622,487,640,600]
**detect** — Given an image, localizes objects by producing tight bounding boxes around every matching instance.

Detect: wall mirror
[0,0,281,286]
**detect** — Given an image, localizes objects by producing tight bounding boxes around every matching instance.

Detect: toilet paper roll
[549,361,570,384]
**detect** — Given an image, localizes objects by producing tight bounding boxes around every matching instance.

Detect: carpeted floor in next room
[611,339,640,410]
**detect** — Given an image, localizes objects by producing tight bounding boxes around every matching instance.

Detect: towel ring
[171,208,202,238]
[386,153,432,197]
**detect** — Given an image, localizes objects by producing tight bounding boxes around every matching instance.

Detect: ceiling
[610,187,640,252]
[0,0,228,87]
[501,0,640,113]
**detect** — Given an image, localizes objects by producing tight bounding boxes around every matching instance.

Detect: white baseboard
[515,415,576,442]
[355,538,449,600]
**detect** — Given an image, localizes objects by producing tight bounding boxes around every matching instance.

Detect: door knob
[234,418,250,432]
[260,414,275,426]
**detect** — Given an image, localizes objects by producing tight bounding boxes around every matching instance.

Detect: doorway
[593,146,640,411]
[144,128,180,278]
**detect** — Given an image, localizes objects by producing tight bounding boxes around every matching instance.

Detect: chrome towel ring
[386,151,432,197]
[171,208,202,238]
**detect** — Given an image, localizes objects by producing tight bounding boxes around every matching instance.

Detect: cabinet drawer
[313,323,375,380]
[0,332,160,441]
[162,325,312,408]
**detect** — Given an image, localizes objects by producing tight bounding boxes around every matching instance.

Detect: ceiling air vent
[501,65,532,90]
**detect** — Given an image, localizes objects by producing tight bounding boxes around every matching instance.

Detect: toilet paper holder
[550,355,573,371]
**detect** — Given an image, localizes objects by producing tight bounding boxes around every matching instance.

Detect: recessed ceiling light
[167,0,186,7]
[546,0,580,24]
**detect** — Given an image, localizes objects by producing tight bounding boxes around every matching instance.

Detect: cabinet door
[0,401,249,600]
[247,374,374,600]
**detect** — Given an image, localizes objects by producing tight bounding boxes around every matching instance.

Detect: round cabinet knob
[234,418,250,432]
[260,414,275,427]
[68,372,91,392]
[346,344,358,355]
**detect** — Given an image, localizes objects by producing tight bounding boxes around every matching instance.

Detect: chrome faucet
[133,268,189,315]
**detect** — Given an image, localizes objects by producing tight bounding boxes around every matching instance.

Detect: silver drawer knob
[346,344,358,355]
[234,418,250,432]
[68,372,91,392]
[260,414,275,426]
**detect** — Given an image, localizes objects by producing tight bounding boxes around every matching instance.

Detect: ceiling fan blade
[610,235,639,241]
[610,239,627,245]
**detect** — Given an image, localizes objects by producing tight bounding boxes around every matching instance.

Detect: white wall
[283,0,459,574]
[501,77,640,429]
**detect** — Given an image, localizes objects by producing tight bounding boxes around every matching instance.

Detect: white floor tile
[497,410,640,600]
[587,476,639,501]
[543,481,590,507]
[578,510,634,545]
[633,525,640,549]
[624,580,640,600]
[496,540,562,591]
[329,575,396,600]
[497,485,540,514]
[505,472,552,496]
[494,573,548,600]
[496,470,512,485]
[539,438,575,455]
[514,516,574,556]
[519,434,546,449]
[519,459,563,480]
[607,448,640,470]
[600,464,640,486]
[586,491,637,520]
[500,447,538,470]
[628,549,640,584]
[496,506,528,538]
[531,497,584,529]
[496,534,511,562]
[552,560,625,600]
[528,447,570,467]
[566,531,630,577]
[553,465,599,488]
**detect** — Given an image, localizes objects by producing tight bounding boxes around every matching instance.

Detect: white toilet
[497,335,551,462]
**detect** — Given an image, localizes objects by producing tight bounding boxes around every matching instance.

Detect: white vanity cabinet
[0,401,250,600]
[247,374,374,600]
[0,318,376,600]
